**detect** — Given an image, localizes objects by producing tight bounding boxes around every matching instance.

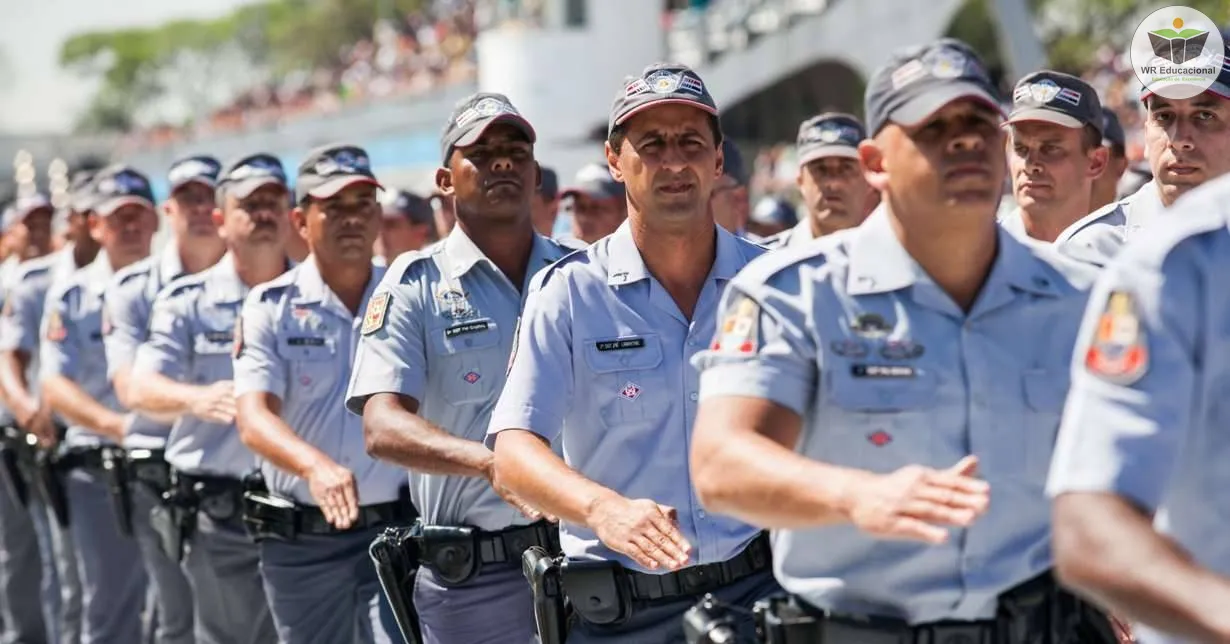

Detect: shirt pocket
[1020,369,1068,482]
[428,319,502,405]
[276,336,339,402]
[582,334,667,429]
[193,330,236,384]
[822,367,940,472]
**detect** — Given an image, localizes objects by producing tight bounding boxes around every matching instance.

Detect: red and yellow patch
[44,311,66,343]
[232,315,245,359]
[1084,289,1148,385]
[362,292,391,336]
[711,296,760,354]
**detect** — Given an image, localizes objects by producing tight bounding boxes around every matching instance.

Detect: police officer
[0,171,98,644]
[345,92,572,644]
[710,140,752,237]
[376,188,436,263]
[41,164,160,644]
[1048,173,1230,643]
[1061,46,1230,260]
[688,39,1114,641]
[763,113,878,248]
[998,72,1109,256]
[560,162,627,244]
[234,144,405,643]
[0,193,55,644]
[533,166,560,237]
[487,63,778,643]
[128,153,289,644]
[1090,108,1129,212]
[745,195,797,239]
[105,155,224,644]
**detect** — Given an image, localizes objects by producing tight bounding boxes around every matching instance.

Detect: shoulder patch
[362,291,391,335]
[506,316,522,376]
[1,298,11,318]
[711,294,760,354]
[45,310,67,343]
[1083,289,1148,385]
[233,315,245,358]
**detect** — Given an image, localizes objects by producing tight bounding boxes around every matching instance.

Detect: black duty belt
[628,532,771,602]
[57,444,116,471]
[414,519,561,586]
[174,471,246,522]
[125,448,171,493]
[297,500,415,536]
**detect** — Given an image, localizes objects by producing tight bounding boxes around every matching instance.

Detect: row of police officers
[0,33,1228,644]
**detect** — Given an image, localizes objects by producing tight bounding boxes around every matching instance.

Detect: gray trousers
[414,563,538,644]
[258,527,396,644]
[0,462,46,644]
[46,498,82,644]
[566,568,781,644]
[131,485,195,644]
[66,467,147,644]
[182,513,276,644]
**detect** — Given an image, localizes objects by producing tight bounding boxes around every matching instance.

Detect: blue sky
[0,0,259,135]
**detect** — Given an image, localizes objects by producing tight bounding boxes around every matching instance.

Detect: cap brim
[613,99,719,128]
[94,196,155,216]
[891,82,1004,127]
[562,185,623,201]
[230,177,286,199]
[1003,107,1084,129]
[306,176,384,200]
[797,144,860,166]
[1141,81,1230,101]
[454,115,538,149]
[170,177,218,193]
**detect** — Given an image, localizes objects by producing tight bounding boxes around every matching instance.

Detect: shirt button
[689,392,698,402]
[698,510,706,519]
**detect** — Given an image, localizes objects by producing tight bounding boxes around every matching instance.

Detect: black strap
[475,521,560,565]
[626,532,772,602]
[297,500,415,535]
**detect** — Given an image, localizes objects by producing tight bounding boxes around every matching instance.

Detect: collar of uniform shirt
[442,225,557,283]
[287,255,384,316]
[207,252,252,304]
[157,243,186,283]
[604,219,747,286]
[846,205,1061,301]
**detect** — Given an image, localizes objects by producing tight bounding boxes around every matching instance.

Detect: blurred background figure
[746,195,797,239]
[558,162,626,244]
[375,188,436,262]
[429,193,456,241]
[710,140,751,236]
[532,166,560,236]
[1091,107,1129,211]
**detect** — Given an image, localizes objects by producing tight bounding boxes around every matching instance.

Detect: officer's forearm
[362,393,491,478]
[236,392,333,480]
[0,351,37,423]
[127,371,206,420]
[41,375,126,442]
[492,428,622,527]
[111,365,137,411]
[691,396,856,529]
[1054,492,1230,642]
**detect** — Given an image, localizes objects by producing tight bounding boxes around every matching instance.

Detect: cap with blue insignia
[562,163,624,201]
[295,143,383,202]
[167,155,223,192]
[380,189,434,224]
[90,165,156,217]
[796,113,866,165]
[864,38,1003,135]
[1101,108,1126,149]
[1005,71,1102,133]
[440,93,536,164]
[609,63,719,135]
[218,153,288,200]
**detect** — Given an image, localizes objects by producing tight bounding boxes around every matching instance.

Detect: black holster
[559,559,633,627]
[240,472,298,542]
[998,571,1120,644]
[417,524,481,586]
[0,426,30,507]
[522,546,568,644]
[154,470,201,563]
[35,447,69,528]
[369,525,423,644]
[126,448,171,498]
[684,594,743,644]
[102,446,133,537]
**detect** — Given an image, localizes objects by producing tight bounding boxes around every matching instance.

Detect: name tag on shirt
[595,338,646,352]
[851,364,916,379]
[286,337,326,347]
[203,331,232,344]
[444,320,490,338]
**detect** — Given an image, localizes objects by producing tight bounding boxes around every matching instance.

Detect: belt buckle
[924,623,988,644]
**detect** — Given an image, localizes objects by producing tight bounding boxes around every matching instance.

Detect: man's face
[16,207,54,259]
[797,156,876,235]
[709,173,748,233]
[1144,93,1230,205]
[166,182,219,240]
[568,192,625,243]
[531,192,560,236]
[295,183,380,262]
[378,215,432,260]
[89,204,158,264]
[1007,121,1104,215]
[864,99,1005,222]
[221,184,289,248]
[439,124,537,222]
[608,103,722,224]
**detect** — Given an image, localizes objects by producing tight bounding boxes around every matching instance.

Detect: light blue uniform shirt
[1047,174,1230,644]
[39,254,127,448]
[235,257,405,506]
[133,253,277,478]
[692,207,1099,623]
[1034,183,1165,265]
[104,244,188,449]
[0,249,81,414]
[760,219,816,250]
[486,221,766,574]
[344,227,574,531]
